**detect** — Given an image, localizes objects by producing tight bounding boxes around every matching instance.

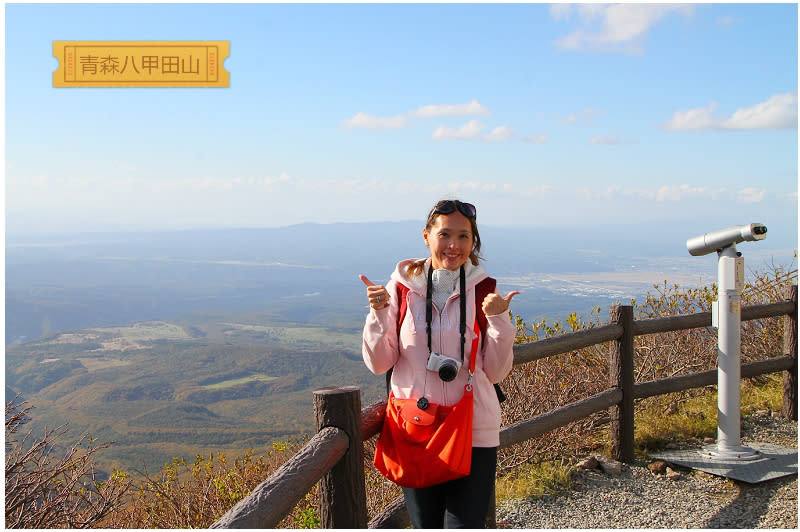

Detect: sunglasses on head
[433,200,476,219]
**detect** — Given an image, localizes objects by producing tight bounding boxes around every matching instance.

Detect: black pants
[402,447,497,529]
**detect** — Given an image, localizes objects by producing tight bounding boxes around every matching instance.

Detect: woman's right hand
[359,274,389,310]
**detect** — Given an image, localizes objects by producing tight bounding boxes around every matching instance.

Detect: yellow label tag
[53,41,229,87]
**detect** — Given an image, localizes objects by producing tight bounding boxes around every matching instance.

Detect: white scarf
[430,268,459,312]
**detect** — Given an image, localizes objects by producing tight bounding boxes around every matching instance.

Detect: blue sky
[4,3,798,244]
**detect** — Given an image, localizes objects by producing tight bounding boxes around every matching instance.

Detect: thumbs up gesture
[482,291,520,316]
[359,274,390,310]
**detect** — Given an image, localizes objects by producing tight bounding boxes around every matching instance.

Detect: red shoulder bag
[373,265,482,488]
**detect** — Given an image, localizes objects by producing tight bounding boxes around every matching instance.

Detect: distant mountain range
[6,220,795,345]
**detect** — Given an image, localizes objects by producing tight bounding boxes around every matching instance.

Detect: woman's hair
[407,200,482,277]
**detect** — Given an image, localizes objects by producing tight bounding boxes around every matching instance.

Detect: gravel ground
[496,412,797,529]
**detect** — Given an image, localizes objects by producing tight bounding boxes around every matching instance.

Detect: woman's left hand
[482,291,520,316]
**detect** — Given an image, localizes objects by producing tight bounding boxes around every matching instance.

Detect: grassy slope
[5,314,382,474]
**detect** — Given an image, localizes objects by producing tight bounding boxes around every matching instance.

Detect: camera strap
[425,264,467,362]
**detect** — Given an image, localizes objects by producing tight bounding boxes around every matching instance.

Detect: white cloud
[655,184,711,201]
[548,3,573,21]
[265,172,292,185]
[521,185,557,197]
[247,173,293,187]
[113,160,137,172]
[7,174,103,189]
[343,100,491,131]
[343,99,535,143]
[431,120,485,141]
[395,182,424,194]
[6,171,774,210]
[589,134,637,145]
[601,185,623,199]
[169,177,239,190]
[551,3,695,54]
[483,125,515,142]
[737,188,767,203]
[584,185,652,200]
[659,101,718,131]
[7,174,48,188]
[622,187,655,200]
[9,169,785,235]
[660,93,798,131]
[575,184,742,203]
[559,108,604,125]
[521,134,548,144]
[342,111,409,130]
[431,120,516,142]
[589,135,621,145]
[409,99,490,118]
[299,178,515,199]
[431,121,542,143]
[649,185,765,203]
[722,93,798,130]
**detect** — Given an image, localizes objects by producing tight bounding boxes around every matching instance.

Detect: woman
[360,199,518,528]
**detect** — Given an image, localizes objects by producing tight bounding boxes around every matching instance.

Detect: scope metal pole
[710,244,760,460]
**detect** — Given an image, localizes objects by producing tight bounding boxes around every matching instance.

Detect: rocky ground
[496,411,798,528]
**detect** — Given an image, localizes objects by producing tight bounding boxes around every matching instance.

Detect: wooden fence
[211,285,797,529]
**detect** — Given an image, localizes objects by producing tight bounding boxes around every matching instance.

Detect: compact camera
[426,353,462,382]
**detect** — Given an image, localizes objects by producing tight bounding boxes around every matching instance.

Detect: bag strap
[395,282,410,339]
[471,277,506,402]
[387,281,410,395]
[474,277,496,350]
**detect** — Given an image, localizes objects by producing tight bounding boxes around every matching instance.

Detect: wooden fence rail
[209,426,348,529]
[499,388,622,449]
[211,285,797,529]
[635,356,795,401]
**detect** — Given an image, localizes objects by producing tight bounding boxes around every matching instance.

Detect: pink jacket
[362,258,516,447]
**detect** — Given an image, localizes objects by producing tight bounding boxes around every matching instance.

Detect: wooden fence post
[609,305,634,463]
[313,386,368,528]
[783,285,797,421]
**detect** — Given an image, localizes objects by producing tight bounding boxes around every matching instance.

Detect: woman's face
[423,212,474,271]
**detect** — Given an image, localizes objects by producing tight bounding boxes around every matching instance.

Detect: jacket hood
[390,257,488,294]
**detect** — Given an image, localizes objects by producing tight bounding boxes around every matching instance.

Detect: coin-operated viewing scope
[686,222,768,462]
[686,223,767,256]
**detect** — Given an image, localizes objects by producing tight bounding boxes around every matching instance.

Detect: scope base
[702,443,762,462]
